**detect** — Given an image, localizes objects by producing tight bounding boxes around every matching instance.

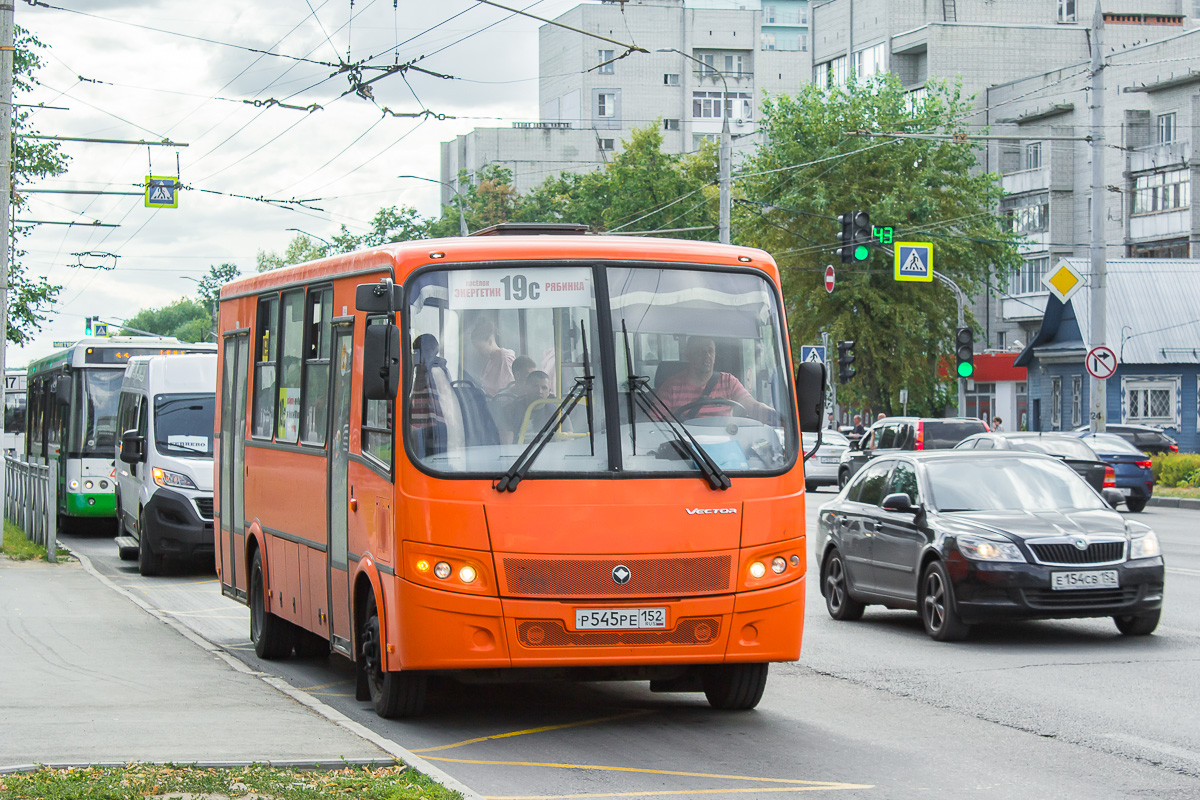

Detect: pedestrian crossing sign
[145,176,179,209]
[894,242,933,282]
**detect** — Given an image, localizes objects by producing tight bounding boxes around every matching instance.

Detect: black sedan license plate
[575,608,667,630]
[1051,570,1119,591]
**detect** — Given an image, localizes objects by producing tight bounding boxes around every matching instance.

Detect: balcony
[1130,140,1190,173]
[1001,167,1050,196]
[1002,292,1050,323]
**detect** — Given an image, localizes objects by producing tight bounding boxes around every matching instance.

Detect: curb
[65,546,485,800]
[1147,496,1200,510]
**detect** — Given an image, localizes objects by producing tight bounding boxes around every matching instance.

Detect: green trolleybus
[25,337,215,530]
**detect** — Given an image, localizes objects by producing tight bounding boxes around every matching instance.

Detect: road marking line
[485,789,869,798]
[421,758,872,792]
[412,710,655,753]
[1166,567,1200,577]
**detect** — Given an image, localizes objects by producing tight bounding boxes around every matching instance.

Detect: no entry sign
[824,265,835,294]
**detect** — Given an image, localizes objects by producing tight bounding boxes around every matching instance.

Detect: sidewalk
[0,553,480,799]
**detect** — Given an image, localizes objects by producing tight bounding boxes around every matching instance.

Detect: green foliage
[197,262,240,305]
[737,75,1023,416]
[8,27,69,345]
[332,205,430,251]
[427,165,520,237]
[257,234,328,272]
[1150,452,1200,487]
[121,298,211,342]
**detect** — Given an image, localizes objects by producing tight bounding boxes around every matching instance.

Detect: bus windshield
[74,369,124,457]
[404,263,795,477]
[155,393,216,458]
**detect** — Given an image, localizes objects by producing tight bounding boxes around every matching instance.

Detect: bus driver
[658,336,779,424]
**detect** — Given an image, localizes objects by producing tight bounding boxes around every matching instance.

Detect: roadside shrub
[1151,452,1200,487]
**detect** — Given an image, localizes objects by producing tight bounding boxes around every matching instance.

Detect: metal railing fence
[3,454,57,562]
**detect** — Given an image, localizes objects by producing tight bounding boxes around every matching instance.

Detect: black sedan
[954,432,1109,493]
[815,451,1165,641]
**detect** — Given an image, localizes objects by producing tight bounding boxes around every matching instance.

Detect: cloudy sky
[12,0,594,366]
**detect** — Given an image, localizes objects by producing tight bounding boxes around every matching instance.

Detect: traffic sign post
[894,242,933,282]
[145,176,179,209]
[800,345,826,365]
[1086,345,1117,380]
[824,265,835,294]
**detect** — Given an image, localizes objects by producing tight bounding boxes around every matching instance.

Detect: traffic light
[837,340,857,384]
[836,213,854,264]
[84,316,94,336]
[955,327,974,378]
[849,210,872,261]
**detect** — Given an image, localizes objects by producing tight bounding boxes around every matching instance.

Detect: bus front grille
[516,617,721,647]
[502,555,732,597]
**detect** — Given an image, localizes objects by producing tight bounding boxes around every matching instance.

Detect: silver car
[803,429,850,491]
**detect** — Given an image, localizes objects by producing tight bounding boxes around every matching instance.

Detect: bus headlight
[152,467,198,489]
[771,557,787,574]
[749,560,767,579]
[459,564,478,583]
[434,561,452,579]
[69,480,80,491]
[84,480,94,490]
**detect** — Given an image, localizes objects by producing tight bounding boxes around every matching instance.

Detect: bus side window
[301,288,333,446]
[252,294,279,439]
[362,317,394,468]
[276,289,305,443]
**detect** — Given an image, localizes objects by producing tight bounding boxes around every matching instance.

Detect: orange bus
[214,224,824,717]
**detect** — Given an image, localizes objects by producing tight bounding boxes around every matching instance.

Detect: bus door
[326,322,354,654]
[220,333,250,600]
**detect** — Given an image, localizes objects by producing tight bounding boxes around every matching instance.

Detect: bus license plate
[1051,570,1119,591]
[575,608,667,630]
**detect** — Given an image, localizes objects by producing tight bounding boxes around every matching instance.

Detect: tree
[256,234,327,272]
[197,262,240,306]
[737,75,1024,416]
[330,205,429,251]
[121,298,211,342]
[8,27,70,345]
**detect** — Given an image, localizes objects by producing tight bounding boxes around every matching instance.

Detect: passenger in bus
[410,334,449,456]
[658,336,779,424]
[470,318,516,396]
[500,369,558,444]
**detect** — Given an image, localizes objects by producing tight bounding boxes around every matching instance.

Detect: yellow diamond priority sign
[1043,259,1085,303]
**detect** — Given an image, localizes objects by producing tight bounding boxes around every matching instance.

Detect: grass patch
[1,519,70,562]
[0,762,463,800]
[1154,486,1200,499]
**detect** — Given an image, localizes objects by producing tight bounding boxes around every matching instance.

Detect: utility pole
[1,0,14,512]
[822,329,835,426]
[1088,2,1107,434]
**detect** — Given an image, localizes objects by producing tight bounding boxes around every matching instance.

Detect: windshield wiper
[161,442,208,454]
[494,321,594,493]
[621,320,730,491]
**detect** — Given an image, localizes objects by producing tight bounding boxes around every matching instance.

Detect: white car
[802,429,850,491]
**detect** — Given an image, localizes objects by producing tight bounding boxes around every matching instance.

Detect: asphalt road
[62,500,1200,799]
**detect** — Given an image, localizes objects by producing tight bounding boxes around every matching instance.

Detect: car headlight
[1129,530,1161,560]
[957,534,1026,562]
[152,467,198,489]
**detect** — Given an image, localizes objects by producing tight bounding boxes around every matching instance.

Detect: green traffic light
[956,361,974,378]
[853,244,870,261]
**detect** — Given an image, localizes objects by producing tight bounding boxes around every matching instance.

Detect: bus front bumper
[63,491,116,518]
[389,575,805,672]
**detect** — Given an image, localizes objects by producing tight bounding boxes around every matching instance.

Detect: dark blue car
[1074,432,1155,513]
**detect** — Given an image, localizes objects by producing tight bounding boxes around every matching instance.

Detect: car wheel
[702,663,768,710]
[1125,496,1147,513]
[823,550,865,621]
[838,469,850,490]
[1114,610,1160,636]
[920,561,970,642]
[805,480,817,493]
[249,549,295,660]
[137,510,162,577]
[360,592,426,718]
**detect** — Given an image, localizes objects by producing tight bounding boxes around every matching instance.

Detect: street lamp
[285,227,332,246]
[397,174,469,237]
[658,48,731,244]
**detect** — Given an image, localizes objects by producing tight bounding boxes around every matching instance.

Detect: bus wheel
[702,663,768,710]
[360,593,426,718]
[250,549,294,659]
[137,511,162,577]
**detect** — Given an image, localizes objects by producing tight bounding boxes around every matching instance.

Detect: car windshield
[154,393,215,457]
[926,456,1109,512]
[73,368,123,457]
[1081,433,1144,455]
[1008,436,1097,460]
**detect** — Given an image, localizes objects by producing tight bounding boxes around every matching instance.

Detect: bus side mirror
[355,281,403,313]
[795,361,826,433]
[363,324,401,401]
[119,429,145,464]
[54,378,71,406]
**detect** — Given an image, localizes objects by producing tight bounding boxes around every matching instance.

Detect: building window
[724,54,745,76]
[692,91,752,120]
[597,93,615,117]
[1050,377,1062,430]
[1133,167,1190,214]
[814,55,847,89]
[1003,193,1050,234]
[663,118,680,131]
[598,138,615,151]
[1128,238,1189,258]
[664,73,680,86]
[1058,0,1076,22]
[1157,112,1177,143]
[698,53,716,77]
[1124,376,1179,426]
[853,43,886,81]
[1025,141,1042,170]
[693,133,720,150]
[1014,256,1050,294]
[800,34,808,51]
[762,33,776,50]
[996,331,1006,350]
[598,49,614,75]
[1071,376,1082,428]
[764,4,776,23]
